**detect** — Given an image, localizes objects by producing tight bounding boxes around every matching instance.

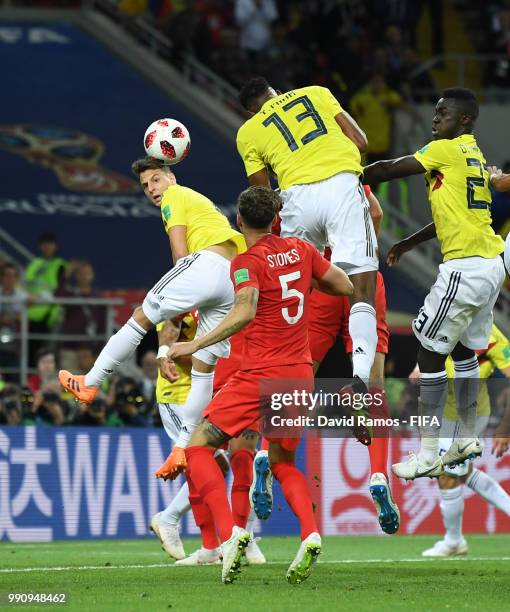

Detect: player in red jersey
[169,186,353,584]
[308,186,400,534]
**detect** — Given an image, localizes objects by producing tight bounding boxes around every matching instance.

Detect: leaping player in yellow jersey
[363,88,506,480]
[236,77,378,398]
[408,325,510,557]
[59,157,246,479]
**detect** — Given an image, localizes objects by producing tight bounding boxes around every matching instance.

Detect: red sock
[230,449,254,528]
[185,446,234,543]
[186,476,219,550]
[272,461,318,540]
[368,387,389,477]
[260,438,269,451]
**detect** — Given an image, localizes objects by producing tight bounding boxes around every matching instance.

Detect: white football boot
[174,547,222,566]
[244,537,266,565]
[149,513,185,560]
[442,438,483,468]
[221,526,250,584]
[286,532,321,585]
[392,452,443,480]
[422,539,469,557]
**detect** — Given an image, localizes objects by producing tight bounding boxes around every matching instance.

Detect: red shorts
[205,363,314,452]
[308,271,389,363]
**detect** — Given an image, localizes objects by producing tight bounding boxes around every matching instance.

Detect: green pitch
[1,535,510,611]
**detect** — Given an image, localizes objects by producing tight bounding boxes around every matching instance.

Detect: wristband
[157,345,170,359]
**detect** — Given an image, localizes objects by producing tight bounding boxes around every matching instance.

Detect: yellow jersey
[156,311,198,405]
[444,325,510,419]
[161,184,246,255]
[236,85,362,191]
[414,134,504,262]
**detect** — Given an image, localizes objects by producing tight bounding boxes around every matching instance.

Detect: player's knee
[451,342,475,362]
[349,271,376,306]
[133,306,154,331]
[438,474,459,489]
[417,345,446,373]
[230,430,259,452]
[268,442,294,466]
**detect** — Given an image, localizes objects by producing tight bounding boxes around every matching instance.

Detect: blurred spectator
[350,73,403,163]
[109,376,148,426]
[235,0,278,63]
[30,389,67,426]
[400,47,436,102]
[73,398,108,426]
[383,25,406,88]
[491,160,510,237]
[76,344,97,374]
[0,384,25,425]
[211,28,251,89]
[140,350,158,405]
[56,260,107,372]
[162,0,213,66]
[27,347,59,393]
[25,232,67,364]
[0,262,28,381]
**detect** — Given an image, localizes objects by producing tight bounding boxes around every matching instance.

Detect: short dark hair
[38,232,57,244]
[239,77,271,111]
[442,88,479,120]
[237,186,280,229]
[131,156,172,177]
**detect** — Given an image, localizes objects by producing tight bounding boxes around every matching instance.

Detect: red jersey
[230,234,330,369]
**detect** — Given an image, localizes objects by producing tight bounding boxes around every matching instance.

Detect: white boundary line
[2,557,510,573]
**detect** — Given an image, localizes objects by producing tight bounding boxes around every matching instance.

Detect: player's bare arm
[335,111,368,153]
[363,155,425,185]
[168,286,259,360]
[488,166,510,192]
[168,225,189,263]
[248,167,271,187]
[386,222,437,267]
[367,191,383,235]
[157,318,181,382]
[313,263,353,296]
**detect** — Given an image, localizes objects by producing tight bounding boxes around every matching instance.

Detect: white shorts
[413,256,506,354]
[159,402,186,442]
[143,251,234,360]
[279,172,378,275]
[439,416,489,476]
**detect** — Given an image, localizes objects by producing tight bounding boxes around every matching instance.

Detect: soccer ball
[143,118,191,165]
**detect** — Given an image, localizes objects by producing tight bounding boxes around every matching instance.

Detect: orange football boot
[155,446,187,481]
[58,370,98,405]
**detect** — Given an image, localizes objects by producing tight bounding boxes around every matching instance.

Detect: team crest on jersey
[234,268,250,285]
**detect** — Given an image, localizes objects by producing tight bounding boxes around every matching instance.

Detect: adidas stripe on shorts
[413,255,505,354]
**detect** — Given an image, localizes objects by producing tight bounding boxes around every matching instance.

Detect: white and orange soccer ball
[143,118,191,165]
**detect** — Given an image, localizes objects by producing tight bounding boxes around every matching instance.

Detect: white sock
[85,317,147,387]
[466,468,510,516]
[160,482,191,525]
[349,302,377,386]
[175,368,214,448]
[453,357,480,438]
[440,486,464,547]
[246,508,257,536]
[418,371,448,464]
